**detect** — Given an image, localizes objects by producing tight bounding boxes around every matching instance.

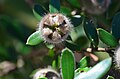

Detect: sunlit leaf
[61,48,75,79]
[26,31,43,45]
[74,58,112,79]
[98,28,118,47]
[49,0,60,13]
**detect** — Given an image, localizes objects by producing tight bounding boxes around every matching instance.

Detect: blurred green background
[0,0,51,79]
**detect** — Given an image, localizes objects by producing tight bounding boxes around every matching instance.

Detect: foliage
[0,0,120,79]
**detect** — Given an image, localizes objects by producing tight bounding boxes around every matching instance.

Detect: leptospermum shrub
[26,0,120,79]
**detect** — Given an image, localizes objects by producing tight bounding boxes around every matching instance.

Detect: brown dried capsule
[39,13,72,43]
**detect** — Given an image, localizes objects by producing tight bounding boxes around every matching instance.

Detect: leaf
[33,4,48,20]
[79,56,90,68]
[98,28,118,47]
[52,56,61,69]
[48,49,54,57]
[70,21,90,50]
[74,58,112,79]
[75,67,91,74]
[61,48,75,79]
[45,43,55,49]
[60,6,71,15]
[67,0,81,8]
[39,77,48,79]
[107,1,120,19]
[49,0,60,13]
[84,19,98,47]
[94,52,110,61]
[112,12,120,40]
[75,67,91,77]
[71,15,83,27]
[65,40,81,51]
[26,31,43,45]
[106,75,114,79]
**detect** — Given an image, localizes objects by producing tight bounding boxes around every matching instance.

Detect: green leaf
[75,67,91,74]
[49,0,60,13]
[67,0,81,8]
[112,12,120,40]
[65,40,81,51]
[60,6,71,15]
[33,4,48,20]
[70,21,90,49]
[94,52,110,61]
[84,19,98,47]
[45,43,55,49]
[52,56,61,69]
[74,58,112,79]
[26,31,43,45]
[98,28,118,47]
[79,56,90,68]
[61,48,75,79]
[48,49,54,57]
[106,75,114,79]
[71,15,83,27]
[39,77,48,79]
[75,67,91,77]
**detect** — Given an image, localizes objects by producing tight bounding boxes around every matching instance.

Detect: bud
[39,13,72,43]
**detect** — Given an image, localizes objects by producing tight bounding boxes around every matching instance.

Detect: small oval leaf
[79,56,90,68]
[84,19,98,47]
[112,12,120,40]
[94,52,110,61]
[26,31,43,45]
[74,58,112,79]
[33,4,48,20]
[49,0,60,13]
[98,28,118,47]
[61,48,75,79]
[71,15,83,27]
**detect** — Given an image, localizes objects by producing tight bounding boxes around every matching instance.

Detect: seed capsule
[33,68,60,79]
[39,13,72,43]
